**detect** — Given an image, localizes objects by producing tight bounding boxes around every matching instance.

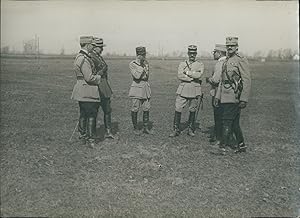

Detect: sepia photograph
[1,0,299,217]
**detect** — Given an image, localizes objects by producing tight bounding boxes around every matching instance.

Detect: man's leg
[86,102,100,148]
[131,99,141,135]
[102,97,114,139]
[78,102,87,144]
[169,95,186,137]
[187,98,197,137]
[233,109,247,153]
[142,99,153,134]
[214,104,223,144]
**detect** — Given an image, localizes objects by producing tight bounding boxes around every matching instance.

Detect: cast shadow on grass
[95,122,120,142]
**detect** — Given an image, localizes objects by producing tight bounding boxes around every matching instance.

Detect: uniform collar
[79,49,90,58]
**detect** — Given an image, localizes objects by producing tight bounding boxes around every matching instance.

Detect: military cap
[226,37,238,46]
[188,45,197,53]
[136,46,146,55]
[92,37,106,47]
[79,36,93,44]
[214,44,227,52]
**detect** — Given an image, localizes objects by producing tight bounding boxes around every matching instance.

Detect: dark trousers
[100,97,112,131]
[212,97,223,141]
[78,102,100,138]
[100,97,112,115]
[221,103,244,145]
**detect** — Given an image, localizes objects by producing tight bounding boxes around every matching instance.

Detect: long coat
[89,51,113,98]
[128,59,151,99]
[215,53,251,103]
[176,60,204,98]
[71,50,101,102]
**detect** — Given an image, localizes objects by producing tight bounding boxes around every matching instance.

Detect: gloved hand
[239,101,247,109]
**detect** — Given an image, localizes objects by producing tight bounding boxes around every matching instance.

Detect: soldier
[206,44,227,145]
[90,37,114,139]
[169,45,204,137]
[215,37,251,154]
[71,36,102,148]
[129,46,152,135]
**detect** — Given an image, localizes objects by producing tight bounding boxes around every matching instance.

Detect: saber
[69,121,78,142]
[195,93,204,121]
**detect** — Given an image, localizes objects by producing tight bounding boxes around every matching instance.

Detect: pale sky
[1,0,299,56]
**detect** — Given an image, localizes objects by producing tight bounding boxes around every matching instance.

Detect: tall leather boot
[87,117,96,148]
[104,113,114,139]
[78,117,87,144]
[187,111,196,137]
[131,111,140,135]
[169,111,181,137]
[143,111,153,134]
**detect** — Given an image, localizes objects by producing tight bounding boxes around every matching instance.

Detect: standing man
[129,46,152,135]
[169,45,204,137]
[206,44,227,145]
[90,37,114,139]
[215,37,251,153]
[71,36,102,148]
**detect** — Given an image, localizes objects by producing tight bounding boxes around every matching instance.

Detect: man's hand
[213,98,220,107]
[239,101,247,109]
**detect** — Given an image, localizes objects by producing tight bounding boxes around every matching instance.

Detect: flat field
[0,57,299,217]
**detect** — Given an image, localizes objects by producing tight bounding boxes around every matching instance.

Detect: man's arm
[129,62,145,80]
[208,61,223,85]
[238,57,251,103]
[79,57,101,85]
[185,62,204,79]
[178,62,193,81]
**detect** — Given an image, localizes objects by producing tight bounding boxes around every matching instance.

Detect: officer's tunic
[209,56,226,97]
[175,60,204,112]
[215,53,251,104]
[71,50,101,102]
[176,60,204,98]
[129,60,151,99]
[89,51,113,98]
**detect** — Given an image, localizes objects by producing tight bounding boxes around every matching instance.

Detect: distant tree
[1,46,9,54]
[60,47,65,55]
[253,50,262,59]
[281,48,293,60]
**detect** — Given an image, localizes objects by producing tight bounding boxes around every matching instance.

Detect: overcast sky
[1,0,299,55]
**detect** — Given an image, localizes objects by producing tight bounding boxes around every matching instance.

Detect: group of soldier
[71,36,251,155]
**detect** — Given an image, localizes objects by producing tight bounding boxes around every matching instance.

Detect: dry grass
[0,57,299,217]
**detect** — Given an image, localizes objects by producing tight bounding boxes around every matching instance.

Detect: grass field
[0,57,299,217]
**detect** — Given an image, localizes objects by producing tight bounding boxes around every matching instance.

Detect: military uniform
[89,37,114,139]
[129,46,152,134]
[215,37,251,153]
[207,44,227,143]
[170,45,204,137]
[71,36,102,147]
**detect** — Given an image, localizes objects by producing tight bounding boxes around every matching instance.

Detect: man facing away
[71,36,102,148]
[206,44,227,145]
[89,37,114,139]
[215,37,251,154]
[129,46,153,135]
[169,45,204,137]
